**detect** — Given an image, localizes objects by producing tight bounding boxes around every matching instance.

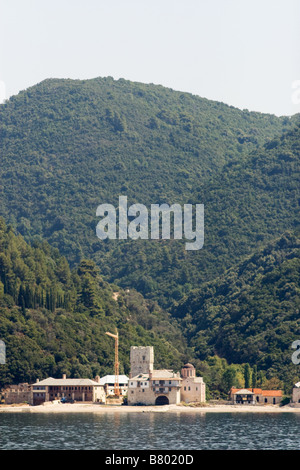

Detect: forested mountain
[0,218,186,388]
[176,231,300,388]
[0,77,298,309]
[0,77,299,394]
[0,218,298,395]
[98,123,300,308]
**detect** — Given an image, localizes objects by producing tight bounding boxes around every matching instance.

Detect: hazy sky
[0,0,299,115]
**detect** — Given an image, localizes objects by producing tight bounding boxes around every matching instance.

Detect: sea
[0,411,299,451]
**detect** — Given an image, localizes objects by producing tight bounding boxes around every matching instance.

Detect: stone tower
[181,363,196,378]
[130,346,154,378]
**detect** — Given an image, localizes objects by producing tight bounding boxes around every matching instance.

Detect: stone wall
[130,346,154,378]
[128,384,180,405]
[128,371,182,406]
[4,384,32,404]
[292,387,300,404]
[181,377,206,403]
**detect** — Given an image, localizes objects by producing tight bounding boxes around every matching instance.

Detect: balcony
[151,381,181,389]
[153,388,169,394]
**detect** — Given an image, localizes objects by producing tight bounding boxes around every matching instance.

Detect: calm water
[0,411,300,450]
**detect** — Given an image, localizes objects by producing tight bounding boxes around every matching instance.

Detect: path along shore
[1,402,300,414]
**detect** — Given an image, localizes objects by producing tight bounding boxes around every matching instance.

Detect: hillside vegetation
[0,77,299,394]
[0,77,298,310]
[176,231,300,386]
[0,218,186,388]
[1,218,298,396]
[99,124,300,308]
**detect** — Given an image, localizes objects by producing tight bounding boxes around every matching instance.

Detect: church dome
[181,363,196,378]
[183,363,195,369]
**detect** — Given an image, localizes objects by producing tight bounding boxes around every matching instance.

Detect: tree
[252,365,257,388]
[222,367,237,393]
[244,363,251,388]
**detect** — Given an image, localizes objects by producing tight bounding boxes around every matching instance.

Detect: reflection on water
[0,411,299,450]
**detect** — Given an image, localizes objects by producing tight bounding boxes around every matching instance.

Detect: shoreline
[1,402,300,414]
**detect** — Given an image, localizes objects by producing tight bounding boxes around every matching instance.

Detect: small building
[3,383,32,405]
[292,381,300,405]
[127,346,206,406]
[181,363,206,403]
[231,388,255,405]
[98,375,129,397]
[230,387,282,405]
[31,374,106,405]
[128,369,182,405]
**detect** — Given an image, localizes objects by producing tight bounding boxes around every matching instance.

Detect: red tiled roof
[231,388,261,394]
[261,390,282,397]
[230,387,282,397]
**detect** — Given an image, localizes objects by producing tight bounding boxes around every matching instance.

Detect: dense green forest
[0,77,298,307]
[0,77,299,396]
[98,124,300,308]
[0,219,297,397]
[0,218,186,388]
[176,231,300,391]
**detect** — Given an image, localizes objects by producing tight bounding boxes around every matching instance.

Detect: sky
[0,0,299,116]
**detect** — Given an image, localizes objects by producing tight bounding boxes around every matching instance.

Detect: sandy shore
[1,402,300,414]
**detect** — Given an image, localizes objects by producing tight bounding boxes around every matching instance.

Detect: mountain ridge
[0,77,299,392]
[0,77,298,307]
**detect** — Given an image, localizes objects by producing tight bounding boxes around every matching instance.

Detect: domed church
[128,346,206,405]
[180,363,206,403]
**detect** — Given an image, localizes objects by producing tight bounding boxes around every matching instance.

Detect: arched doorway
[155,395,169,406]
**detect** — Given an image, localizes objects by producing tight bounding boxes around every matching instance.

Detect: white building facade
[128,346,205,405]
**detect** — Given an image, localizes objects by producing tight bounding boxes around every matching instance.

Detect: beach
[1,402,300,414]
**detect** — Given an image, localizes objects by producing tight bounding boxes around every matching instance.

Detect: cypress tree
[252,365,257,388]
[244,363,251,389]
